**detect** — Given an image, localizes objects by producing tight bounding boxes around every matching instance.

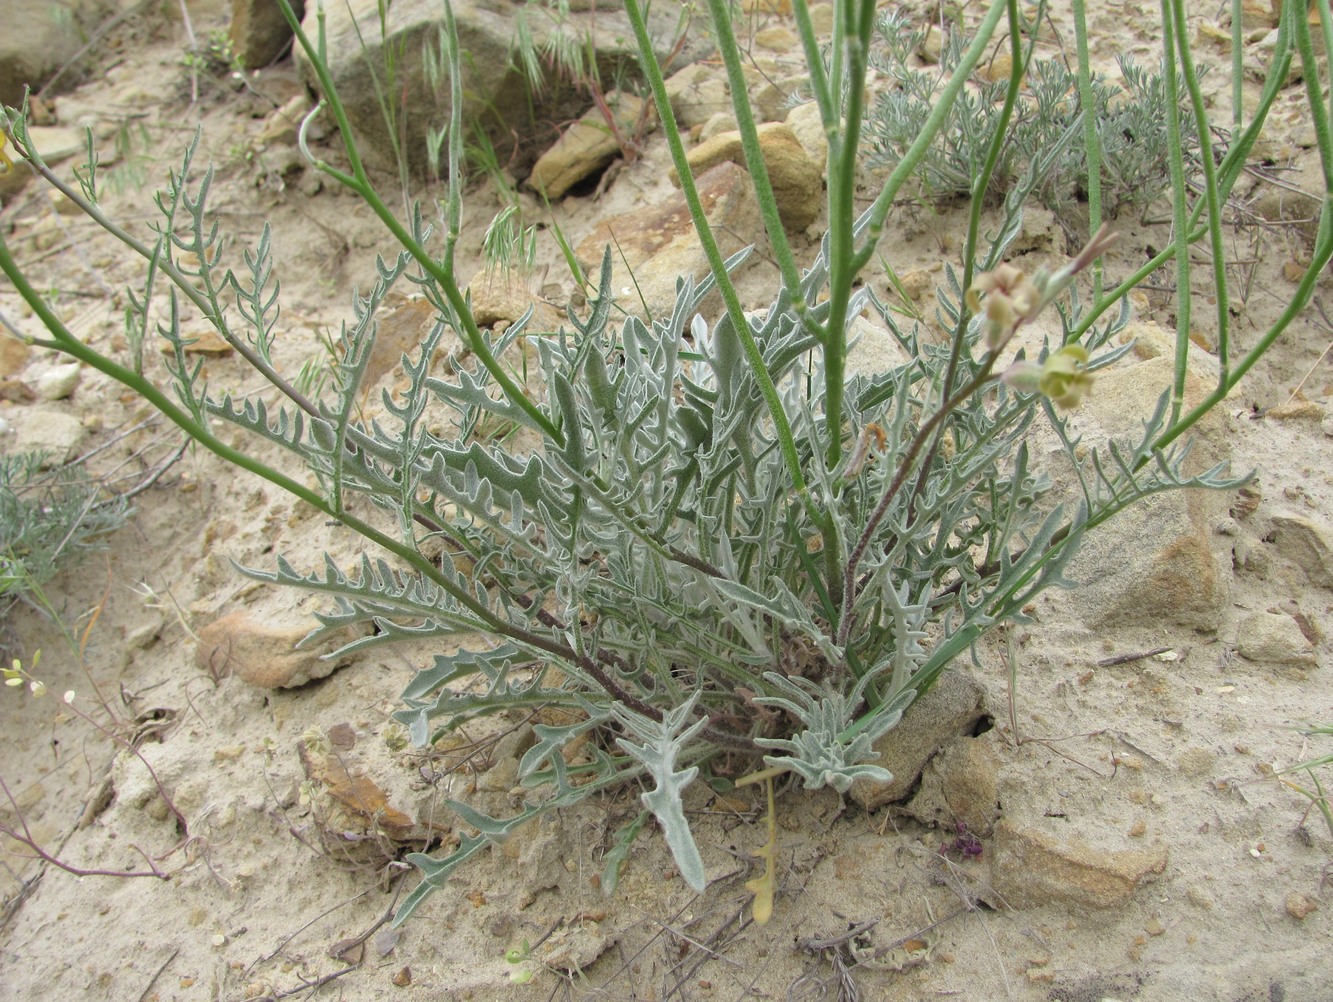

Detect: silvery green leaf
[610,694,710,892]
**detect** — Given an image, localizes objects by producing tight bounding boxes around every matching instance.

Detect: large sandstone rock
[229,0,305,70]
[576,160,760,320]
[527,92,650,199]
[675,122,823,231]
[849,669,989,812]
[297,0,682,179]
[194,609,366,688]
[1055,321,1234,632]
[989,818,1169,909]
[0,0,115,105]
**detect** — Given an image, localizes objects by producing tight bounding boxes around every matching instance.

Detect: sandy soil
[1,2,1330,1000]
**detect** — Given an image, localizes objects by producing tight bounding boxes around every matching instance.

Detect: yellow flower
[1038,345,1093,409]
[1001,345,1094,410]
[0,130,12,175]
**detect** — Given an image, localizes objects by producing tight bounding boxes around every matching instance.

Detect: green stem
[276,0,561,442]
[1231,0,1243,134]
[905,0,1024,525]
[1148,0,1333,458]
[0,117,321,421]
[1070,10,1293,346]
[1167,0,1229,380]
[1072,0,1104,299]
[703,0,805,316]
[1159,0,1191,426]
[854,0,1008,266]
[790,0,834,132]
[821,0,879,466]
[623,0,813,511]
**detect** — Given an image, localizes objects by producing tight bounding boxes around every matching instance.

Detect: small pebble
[1285,892,1319,920]
[36,363,81,400]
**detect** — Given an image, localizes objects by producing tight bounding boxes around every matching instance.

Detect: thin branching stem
[837,364,998,649]
[623,0,820,527]
[276,0,561,442]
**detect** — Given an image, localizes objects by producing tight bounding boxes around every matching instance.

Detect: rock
[298,0,679,179]
[753,26,797,52]
[0,378,35,403]
[1,126,90,201]
[1236,611,1316,666]
[46,189,82,217]
[1249,152,1324,244]
[10,408,85,462]
[1285,892,1319,920]
[256,94,311,148]
[0,159,33,201]
[0,0,115,105]
[918,24,944,64]
[903,732,1001,835]
[576,160,759,320]
[110,740,195,826]
[1056,325,1232,632]
[230,0,305,70]
[664,64,731,131]
[360,296,439,391]
[677,122,822,231]
[476,724,537,792]
[194,610,364,688]
[699,112,737,142]
[1196,20,1233,49]
[784,100,828,169]
[527,92,649,199]
[465,272,562,334]
[161,327,235,357]
[1264,397,1324,421]
[34,362,80,400]
[1239,0,1279,30]
[1012,205,1058,254]
[979,53,1013,84]
[536,921,615,972]
[849,669,989,812]
[297,728,442,845]
[1268,511,1333,589]
[845,314,910,377]
[0,336,29,377]
[748,74,803,123]
[989,818,1169,909]
[807,3,835,35]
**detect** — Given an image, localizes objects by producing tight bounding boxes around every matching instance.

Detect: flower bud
[1000,360,1043,393]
